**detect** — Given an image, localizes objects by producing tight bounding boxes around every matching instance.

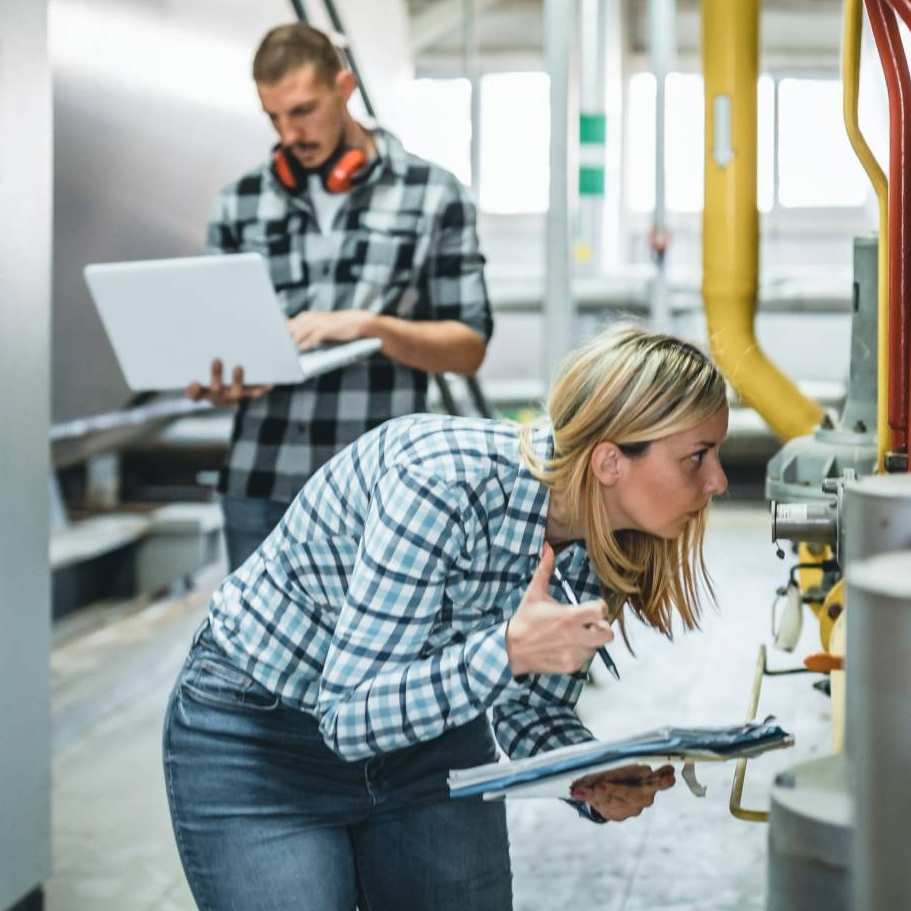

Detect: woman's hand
[505,543,613,676]
[571,764,676,822]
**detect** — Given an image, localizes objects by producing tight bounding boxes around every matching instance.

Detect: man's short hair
[252,24,344,85]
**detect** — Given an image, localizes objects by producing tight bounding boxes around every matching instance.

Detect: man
[188,23,492,569]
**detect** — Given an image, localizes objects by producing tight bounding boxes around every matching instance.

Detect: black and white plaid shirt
[207,129,493,502]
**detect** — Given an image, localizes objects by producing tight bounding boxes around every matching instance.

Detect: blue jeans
[162,623,513,911]
[220,494,293,572]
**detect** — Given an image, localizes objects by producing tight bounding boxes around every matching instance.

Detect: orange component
[326,148,368,193]
[273,149,297,191]
[804,652,845,673]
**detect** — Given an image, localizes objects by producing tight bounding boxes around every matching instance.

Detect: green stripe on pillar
[579,112,606,145]
[579,166,605,196]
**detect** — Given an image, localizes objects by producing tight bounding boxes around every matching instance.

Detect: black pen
[553,564,621,681]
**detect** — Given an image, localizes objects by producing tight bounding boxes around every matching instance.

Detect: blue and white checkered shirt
[208,414,604,762]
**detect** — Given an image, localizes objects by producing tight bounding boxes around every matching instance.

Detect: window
[626,72,862,214]
[665,73,705,213]
[758,74,775,213]
[777,77,868,208]
[479,72,550,214]
[398,78,472,187]
[626,72,705,213]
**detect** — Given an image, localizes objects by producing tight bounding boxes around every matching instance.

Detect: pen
[552,564,621,681]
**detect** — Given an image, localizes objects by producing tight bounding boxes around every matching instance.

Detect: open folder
[448,719,794,801]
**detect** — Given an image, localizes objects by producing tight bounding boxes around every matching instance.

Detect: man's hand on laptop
[185,359,272,406]
[288,311,377,350]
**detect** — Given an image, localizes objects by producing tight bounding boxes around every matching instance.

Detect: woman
[163,324,729,911]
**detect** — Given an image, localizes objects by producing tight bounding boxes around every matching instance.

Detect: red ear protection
[272,147,299,191]
[324,147,368,193]
[271,145,368,194]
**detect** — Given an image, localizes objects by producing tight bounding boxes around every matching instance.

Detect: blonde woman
[163,324,729,911]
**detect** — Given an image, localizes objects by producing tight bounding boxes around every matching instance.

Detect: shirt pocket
[240,218,307,291]
[350,210,426,289]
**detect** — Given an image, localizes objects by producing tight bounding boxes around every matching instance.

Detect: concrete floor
[46,500,834,911]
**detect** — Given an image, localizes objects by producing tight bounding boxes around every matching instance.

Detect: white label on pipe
[713,95,733,167]
[777,504,809,523]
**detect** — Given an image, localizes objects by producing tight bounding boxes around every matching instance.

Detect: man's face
[257,64,347,169]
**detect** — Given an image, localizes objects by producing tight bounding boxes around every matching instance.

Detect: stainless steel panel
[0,2,53,906]
[49,0,292,422]
[49,0,413,424]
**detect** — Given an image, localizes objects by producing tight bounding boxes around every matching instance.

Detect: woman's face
[597,406,729,539]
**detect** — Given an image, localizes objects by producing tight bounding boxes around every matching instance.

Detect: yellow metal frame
[843,0,890,471]
[702,0,823,441]
[729,645,770,822]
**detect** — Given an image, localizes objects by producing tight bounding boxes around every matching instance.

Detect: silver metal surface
[49,0,299,423]
[770,499,837,546]
[843,474,911,564]
[845,549,911,911]
[766,755,851,911]
[0,1,53,904]
[544,0,573,378]
[765,236,879,504]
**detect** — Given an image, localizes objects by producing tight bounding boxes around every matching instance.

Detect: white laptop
[84,253,381,391]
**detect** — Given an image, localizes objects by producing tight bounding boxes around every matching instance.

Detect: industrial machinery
[702,1,911,909]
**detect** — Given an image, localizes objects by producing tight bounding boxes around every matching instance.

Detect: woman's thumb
[528,542,555,593]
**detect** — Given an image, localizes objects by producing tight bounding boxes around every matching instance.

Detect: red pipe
[866,0,911,455]
[886,0,911,458]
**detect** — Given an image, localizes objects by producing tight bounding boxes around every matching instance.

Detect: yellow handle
[729,645,770,822]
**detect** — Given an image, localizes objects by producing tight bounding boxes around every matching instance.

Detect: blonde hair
[520,324,727,645]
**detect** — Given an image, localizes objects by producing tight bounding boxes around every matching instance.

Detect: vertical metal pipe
[648,0,674,331]
[603,0,624,269]
[576,0,607,273]
[865,0,911,454]
[462,0,481,200]
[843,0,890,469]
[701,0,823,440]
[544,0,574,377]
[320,0,376,118]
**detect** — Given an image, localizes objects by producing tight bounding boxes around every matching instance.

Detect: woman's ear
[590,441,623,487]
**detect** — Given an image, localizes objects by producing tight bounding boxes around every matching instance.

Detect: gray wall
[0,1,53,908]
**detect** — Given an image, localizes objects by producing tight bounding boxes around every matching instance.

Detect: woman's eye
[689,450,706,466]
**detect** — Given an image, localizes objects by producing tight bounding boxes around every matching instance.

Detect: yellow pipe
[843,0,890,472]
[702,0,823,441]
